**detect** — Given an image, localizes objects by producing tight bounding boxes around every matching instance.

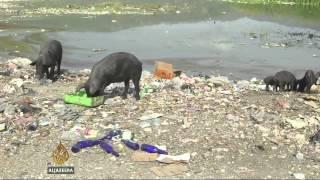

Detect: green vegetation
[221,0,320,7]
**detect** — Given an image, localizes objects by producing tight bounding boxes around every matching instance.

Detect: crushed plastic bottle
[71,140,100,153]
[100,140,119,157]
[141,144,168,154]
[121,139,139,150]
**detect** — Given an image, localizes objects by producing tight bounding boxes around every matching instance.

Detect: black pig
[272,71,296,91]
[297,70,317,93]
[30,40,62,80]
[264,76,274,91]
[76,52,142,100]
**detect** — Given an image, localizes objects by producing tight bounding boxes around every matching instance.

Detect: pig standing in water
[30,40,62,80]
[76,52,142,100]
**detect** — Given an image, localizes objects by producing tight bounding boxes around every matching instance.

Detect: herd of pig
[264,70,320,93]
[29,39,319,101]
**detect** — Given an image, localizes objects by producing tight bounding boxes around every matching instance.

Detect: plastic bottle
[121,139,139,150]
[100,141,119,157]
[140,144,168,154]
[71,140,100,153]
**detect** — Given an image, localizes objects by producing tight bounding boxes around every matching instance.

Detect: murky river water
[0,0,320,79]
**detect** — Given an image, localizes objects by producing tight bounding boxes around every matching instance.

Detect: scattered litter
[8,58,32,67]
[303,96,318,101]
[138,113,163,121]
[310,129,320,143]
[0,123,7,132]
[295,152,304,161]
[293,173,305,180]
[156,153,191,164]
[285,118,308,129]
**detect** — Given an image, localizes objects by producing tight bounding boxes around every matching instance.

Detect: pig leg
[133,76,141,100]
[306,85,312,93]
[122,79,130,99]
[266,84,269,91]
[45,68,50,79]
[57,59,61,75]
[49,66,55,80]
[279,82,285,91]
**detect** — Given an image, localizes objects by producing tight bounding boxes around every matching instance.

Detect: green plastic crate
[64,91,105,107]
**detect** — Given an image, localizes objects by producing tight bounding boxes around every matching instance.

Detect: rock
[0,123,7,132]
[295,152,304,161]
[293,173,305,180]
[8,58,32,67]
[285,118,308,129]
[208,76,229,87]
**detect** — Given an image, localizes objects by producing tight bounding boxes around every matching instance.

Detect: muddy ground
[0,59,319,179]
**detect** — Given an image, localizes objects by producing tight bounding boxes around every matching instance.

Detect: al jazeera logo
[47,141,74,174]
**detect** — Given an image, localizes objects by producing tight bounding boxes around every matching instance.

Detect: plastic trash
[27,121,38,131]
[121,139,140,150]
[141,144,168,154]
[100,129,122,140]
[71,140,101,153]
[310,129,320,143]
[100,140,120,157]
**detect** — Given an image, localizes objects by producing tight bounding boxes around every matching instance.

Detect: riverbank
[0,57,320,179]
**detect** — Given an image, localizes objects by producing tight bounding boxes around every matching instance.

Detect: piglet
[30,40,62,80]
[76,52,142,100]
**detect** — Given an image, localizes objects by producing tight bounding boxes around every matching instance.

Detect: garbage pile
[1,58,320,178]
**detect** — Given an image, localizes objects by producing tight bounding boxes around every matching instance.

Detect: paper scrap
[131,151,158,162]
[156,153,191,164]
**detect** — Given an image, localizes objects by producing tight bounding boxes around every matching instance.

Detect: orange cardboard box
[154,61,174,80]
